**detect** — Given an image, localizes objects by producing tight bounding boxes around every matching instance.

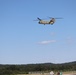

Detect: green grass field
[16,71,76,75]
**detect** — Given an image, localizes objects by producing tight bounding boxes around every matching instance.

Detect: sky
[0,0,76,64]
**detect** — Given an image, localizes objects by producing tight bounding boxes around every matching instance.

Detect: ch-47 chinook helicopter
[34,17,62,25]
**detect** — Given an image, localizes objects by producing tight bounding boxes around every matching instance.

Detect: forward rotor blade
[48,16,63,19]
[48,17,52,19]
[55,17,63,19]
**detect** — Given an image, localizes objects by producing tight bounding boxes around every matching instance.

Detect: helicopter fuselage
[35,17,62,25]
[38,20,55,25]
[39,20,50,24]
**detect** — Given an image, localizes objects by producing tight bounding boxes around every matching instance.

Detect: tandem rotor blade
[48,16,63,19]
[33,17,42,21]
[55,17,63,19]
[37,17,42,21]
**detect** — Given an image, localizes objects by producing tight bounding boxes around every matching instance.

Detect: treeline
[0,61,76,75]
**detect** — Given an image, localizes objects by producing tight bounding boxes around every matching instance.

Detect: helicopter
[34,17,62,25]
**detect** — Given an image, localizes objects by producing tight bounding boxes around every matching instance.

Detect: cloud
[38,40,56,45]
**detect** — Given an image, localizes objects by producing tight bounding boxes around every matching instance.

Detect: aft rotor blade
[37,17,42,21]
[33,20,39,21]
[34,17,40,21]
